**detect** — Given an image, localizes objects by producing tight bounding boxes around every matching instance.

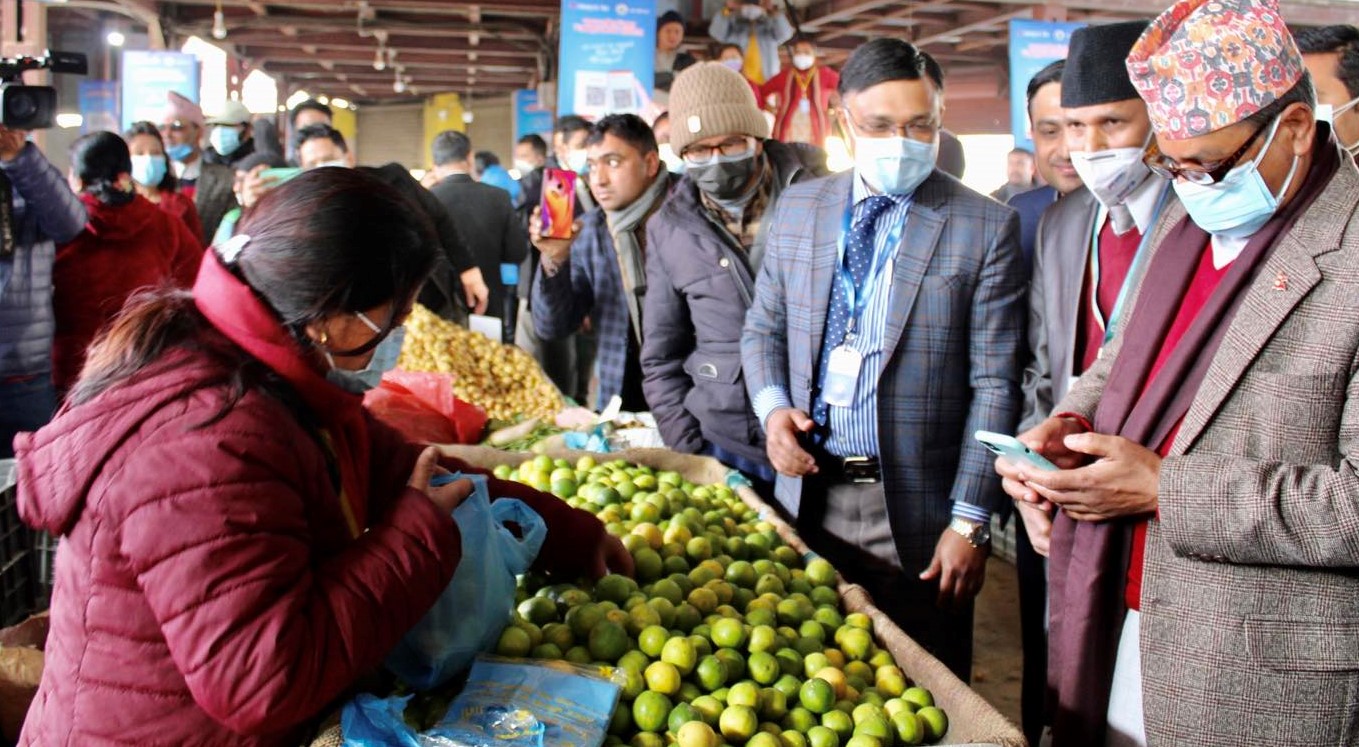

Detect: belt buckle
[842,456,879,484]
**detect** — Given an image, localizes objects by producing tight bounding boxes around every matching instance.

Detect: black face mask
[687,152,758,200]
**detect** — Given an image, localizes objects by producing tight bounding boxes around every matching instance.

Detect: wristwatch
[949,517,992,548]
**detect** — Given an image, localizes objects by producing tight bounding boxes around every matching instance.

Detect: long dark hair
[70,168,440,408]
[70,131,135,206]
[124,121,178,192]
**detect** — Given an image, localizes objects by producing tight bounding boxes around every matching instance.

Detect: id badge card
[798,99,811,114]
[822,345,862,407]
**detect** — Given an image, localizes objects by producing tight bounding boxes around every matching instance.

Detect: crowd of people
[3,0,1359,744]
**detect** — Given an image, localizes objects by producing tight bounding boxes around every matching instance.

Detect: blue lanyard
[835,194,906,341]
[1088,184,1170,346]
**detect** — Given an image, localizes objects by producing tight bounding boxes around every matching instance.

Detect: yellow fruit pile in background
[399,304,562,421]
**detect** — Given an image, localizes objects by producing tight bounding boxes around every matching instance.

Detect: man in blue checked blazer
[741,38,1026,680]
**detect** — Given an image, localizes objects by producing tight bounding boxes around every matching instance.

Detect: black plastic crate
[0,464,36,627]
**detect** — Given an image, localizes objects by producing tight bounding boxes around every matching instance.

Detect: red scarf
[192,250,371,536]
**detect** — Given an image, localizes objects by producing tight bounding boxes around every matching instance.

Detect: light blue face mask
[130,154,168,188]
[210,126,242,157]
[854,134,938,195]
[166,142,194,162]
[1173,116,1299,240]
[324,312,405,393]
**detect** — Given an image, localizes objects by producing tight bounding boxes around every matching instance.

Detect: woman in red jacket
[17,167,632,746]
[52,131,205,394]
[125,120,204,240]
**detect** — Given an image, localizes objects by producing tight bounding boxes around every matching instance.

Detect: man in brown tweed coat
[996,1,1359,745]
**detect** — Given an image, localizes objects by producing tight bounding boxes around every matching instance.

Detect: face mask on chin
[166,142,194,162]
[1172,116,1300,240]
[323,312,405,394]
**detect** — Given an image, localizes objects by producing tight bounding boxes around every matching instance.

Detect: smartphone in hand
[974,430,1059,471]
[540,168,578,240]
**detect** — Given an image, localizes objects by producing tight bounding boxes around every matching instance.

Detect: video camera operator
[0,125,87,457]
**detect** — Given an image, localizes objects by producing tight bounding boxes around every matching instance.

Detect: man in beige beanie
[640,61,826,498]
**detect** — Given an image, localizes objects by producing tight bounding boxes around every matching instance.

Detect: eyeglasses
[159,121,189,132]
[681,136,755,164]
[842,107,939,140]
[1142,118,1271,185]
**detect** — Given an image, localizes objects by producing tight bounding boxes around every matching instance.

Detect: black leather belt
[816,454,881,484]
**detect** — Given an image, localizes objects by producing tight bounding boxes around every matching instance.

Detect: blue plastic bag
[386,473,546,689]
[342,693,421,747]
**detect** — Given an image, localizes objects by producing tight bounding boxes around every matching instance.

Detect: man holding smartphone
[1000,2,1359,744]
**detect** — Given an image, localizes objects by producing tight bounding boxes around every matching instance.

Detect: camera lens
[5,91,36,121]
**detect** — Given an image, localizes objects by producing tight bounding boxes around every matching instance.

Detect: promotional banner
[513,89,556,143]
[120,50,200,132]
[78,81,119,134]
[1008,19,1086,151]
[557,0,656,120]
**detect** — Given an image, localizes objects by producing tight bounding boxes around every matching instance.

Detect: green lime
[711,617,748,649]
[748,651,781,685]
[821,709,854,740]
[675,720,721,747]
[891,710,923,745]
[727,680,761,709]
[661,636,698,675]
[719,705,760,744]
[697,655,728,692]
[495,625,533,657]
[916,706,948,742]
[639,625,669,657]
[901,687,934,710]
[633,691,673,733]
[645,660,682,696]
[668,702,701,734]
[690,695,724,726]
[800,677,835,714]
[807,725,841,747]
[588,620,630,662]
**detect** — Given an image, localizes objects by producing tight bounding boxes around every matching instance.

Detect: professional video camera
[0,51,87,130]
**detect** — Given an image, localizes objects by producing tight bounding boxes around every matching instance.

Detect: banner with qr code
[557,0,656,120]
[1008,19,1086,152]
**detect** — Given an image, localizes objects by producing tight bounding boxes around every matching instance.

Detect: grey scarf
[606,171,670,345]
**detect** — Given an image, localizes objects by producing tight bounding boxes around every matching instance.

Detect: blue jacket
[0,143,87,378]
[1007,184,1057,273]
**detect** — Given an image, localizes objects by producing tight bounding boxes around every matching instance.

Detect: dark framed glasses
[1142,117,1272,185]
[159,120,189,132]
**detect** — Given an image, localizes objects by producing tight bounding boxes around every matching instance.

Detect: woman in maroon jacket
[16,168,630,746]
[53,131,204,394]
[125,120,205,240]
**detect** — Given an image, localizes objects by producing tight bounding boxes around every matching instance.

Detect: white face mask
[792,54,816,72]
[1316,96,1359,156]
[721,58,744,72]
[513,159,537,174]
[740,4,765,20]
[1069,144,1152,209]
[657,143,684,174]
[566,149,589,174]
[311,159,349,169]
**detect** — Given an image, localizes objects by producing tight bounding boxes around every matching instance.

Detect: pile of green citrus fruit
[490,455,950,747]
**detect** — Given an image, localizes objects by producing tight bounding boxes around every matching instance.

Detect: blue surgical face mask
[853,133,938,195]
[323,312,405,393]
[130,154,168,188]
[210,126,242,157]
[566,149,589,175]
[1172,117,1300,240]
[166,142,194,162]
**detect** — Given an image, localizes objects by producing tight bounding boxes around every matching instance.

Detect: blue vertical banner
[1008,19,1085,151]
[78,81,119,134]
[557,0,656,120]
[513,89,556,143]
[120,51,200,132]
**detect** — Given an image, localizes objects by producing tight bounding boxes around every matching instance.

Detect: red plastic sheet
[363,371,487,445]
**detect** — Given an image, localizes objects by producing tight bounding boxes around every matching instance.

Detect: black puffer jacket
[641,140,827,467]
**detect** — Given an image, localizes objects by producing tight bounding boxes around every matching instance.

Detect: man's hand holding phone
[529,206,581,266]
